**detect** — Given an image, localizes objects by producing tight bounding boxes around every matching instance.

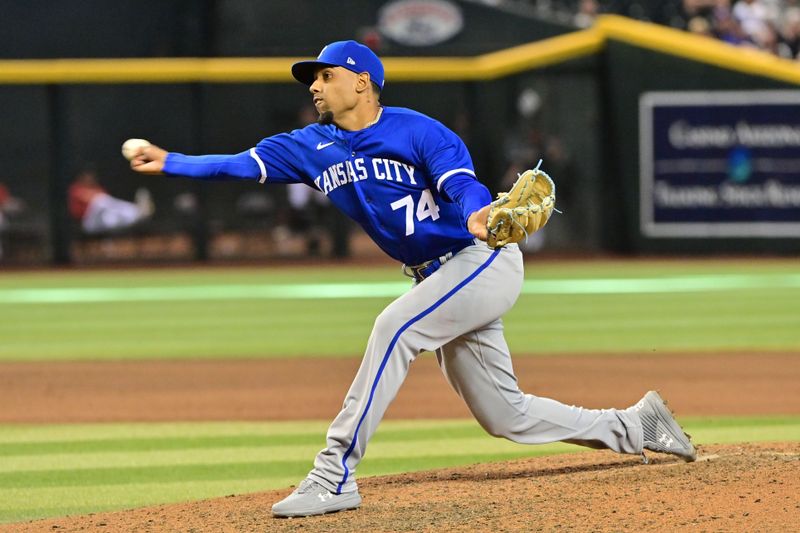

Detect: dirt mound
[13,442,798,532]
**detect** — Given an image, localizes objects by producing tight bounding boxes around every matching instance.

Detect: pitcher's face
[309,66,361,120]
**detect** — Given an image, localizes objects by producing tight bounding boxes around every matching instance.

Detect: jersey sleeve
[162,130,308,185]
[415,119,491,224]
[250,132,307,184]
[439,173,492,225]
[415,119,477,192]
[163,151,263,181]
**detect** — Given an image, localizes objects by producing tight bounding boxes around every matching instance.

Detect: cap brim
[291,60,336,86]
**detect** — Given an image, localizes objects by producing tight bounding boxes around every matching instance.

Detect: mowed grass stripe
[0,459,313,490]
[505,289,800,352]
[0,478,298,524]
[0,448,553,490]
[0,434,322,457]
[0,420,471,444]
[0,436,544,474]
[0,478,295,512]
[0,424,494,457]
[7,413,795,450]
[0,298,385,359]
[0,421,321,443]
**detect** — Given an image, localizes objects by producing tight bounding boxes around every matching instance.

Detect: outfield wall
[1,11,798,265]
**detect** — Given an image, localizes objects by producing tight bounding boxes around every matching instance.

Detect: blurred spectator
[759,24,782,55]
[285,182,330,256]
[0,182,27,260]
[761,0,785,24]
[277,105,343,256]
[521,0,800,59]
[715,10,754,45]
[356,26,383,52]
[780,8,800,58]
[680,0,715,24]
[688,15,714,36]
[787,0,800,20]
[574,0,599,27]
[733,0,771,46]
[68,167,154,235]
[712,0,734,19]
[0,182,25,220]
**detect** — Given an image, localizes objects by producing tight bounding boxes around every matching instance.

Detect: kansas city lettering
[314,157,417,194]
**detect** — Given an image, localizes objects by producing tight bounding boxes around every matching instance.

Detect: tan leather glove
[486,160,556,248]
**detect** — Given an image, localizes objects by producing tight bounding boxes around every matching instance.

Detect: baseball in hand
[121,138,151,161]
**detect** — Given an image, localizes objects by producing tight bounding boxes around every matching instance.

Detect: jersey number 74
[390,189,441,236]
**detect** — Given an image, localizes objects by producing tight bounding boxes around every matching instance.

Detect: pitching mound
[14,442,798,532]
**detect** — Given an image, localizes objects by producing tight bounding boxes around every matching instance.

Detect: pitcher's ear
[355,72,372,94]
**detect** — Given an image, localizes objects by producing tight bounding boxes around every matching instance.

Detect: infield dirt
[1,352,798,422]
[2,351,799,531]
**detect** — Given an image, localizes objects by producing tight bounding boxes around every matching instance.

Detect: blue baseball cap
[292,40,385,89]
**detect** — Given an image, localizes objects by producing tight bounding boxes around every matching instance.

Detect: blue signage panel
[639,91,800,237]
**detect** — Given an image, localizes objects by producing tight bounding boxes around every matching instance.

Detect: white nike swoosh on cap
[316,141,335,150]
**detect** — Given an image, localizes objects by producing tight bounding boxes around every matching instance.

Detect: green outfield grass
[0,416,798,525]
[0,260,798,360]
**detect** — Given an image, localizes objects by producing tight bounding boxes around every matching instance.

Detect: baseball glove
[486,160,556,248]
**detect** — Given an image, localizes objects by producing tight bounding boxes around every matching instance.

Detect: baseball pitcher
[128,40,696,518]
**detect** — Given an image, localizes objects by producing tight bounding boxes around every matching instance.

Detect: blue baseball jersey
[164,106,490,265]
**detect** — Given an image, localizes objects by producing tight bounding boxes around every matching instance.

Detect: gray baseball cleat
[271,478,362,518]
[633,390,697,462]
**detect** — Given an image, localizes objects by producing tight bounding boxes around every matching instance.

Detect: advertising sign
[639,91,800,237]
[378,0,463,47]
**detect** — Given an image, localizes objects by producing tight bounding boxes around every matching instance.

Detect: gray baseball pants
[308,241,643,494]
